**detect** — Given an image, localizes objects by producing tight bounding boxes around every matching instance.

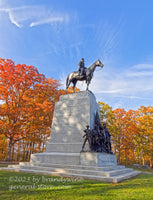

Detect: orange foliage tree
[0,134,8,160]
[111,108,126,164]
[0,58,60,161]
[135,106,153,166]
[120,109,138,165]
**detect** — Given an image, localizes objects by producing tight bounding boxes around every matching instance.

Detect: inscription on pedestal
[80,152,117,167]
[98,153,117,166]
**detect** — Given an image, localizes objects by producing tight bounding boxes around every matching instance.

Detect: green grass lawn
[0,164,8,167]
[0,170,153,200]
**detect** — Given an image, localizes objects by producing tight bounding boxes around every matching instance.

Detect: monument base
[0,91,141,183]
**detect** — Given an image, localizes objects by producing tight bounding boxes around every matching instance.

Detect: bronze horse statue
[66,59,104,93]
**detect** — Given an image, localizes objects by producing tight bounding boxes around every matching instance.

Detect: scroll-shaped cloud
[0,5,69,28]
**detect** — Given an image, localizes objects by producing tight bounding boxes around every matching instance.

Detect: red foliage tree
[0,58,60,161]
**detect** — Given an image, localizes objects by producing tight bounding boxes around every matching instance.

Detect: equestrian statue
[65,58,104,93]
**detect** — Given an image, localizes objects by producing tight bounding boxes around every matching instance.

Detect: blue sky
[0,0,153,110]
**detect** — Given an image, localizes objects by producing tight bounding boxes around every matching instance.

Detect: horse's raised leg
[65,77,71,94]
[66,83,70,94]
[65,85,69,94]
[86,81,89,91]
[73,80,77,93]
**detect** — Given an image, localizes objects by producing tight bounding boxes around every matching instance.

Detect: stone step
[19,162,125,171]
[113,171,141,183]
[0,166,141,183]
[7,164,133,177]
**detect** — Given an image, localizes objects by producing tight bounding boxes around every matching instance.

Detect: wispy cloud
[126,63,153,77]
[30,16,68,27]
[8,9,23,28]
[0,5,69,28]
[113,95,153,101]
[132,63,153,70]
[97,89,124,94]
[126,71,153,77]
[94,16,126,61]
[88,62,153,100]
[0,7,22,27]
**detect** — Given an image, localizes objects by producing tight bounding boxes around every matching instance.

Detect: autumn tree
[110,108,127,164]
[0,134,8,160]
[98,102,113,124]
[0,58,60,161]
[120,110,139,165]
[135,106,153,167]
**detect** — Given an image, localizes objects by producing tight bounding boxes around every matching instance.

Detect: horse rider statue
[65,58,104,93]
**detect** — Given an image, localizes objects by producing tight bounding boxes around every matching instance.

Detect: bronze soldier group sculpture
[81,112,113,154]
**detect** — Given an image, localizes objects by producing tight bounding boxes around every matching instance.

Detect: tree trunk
[124,148,127,166]
[138,146,141,165]
[5,137,13,161]
[117,151,120,164]
[150,158,152,168]
[142,154,145,165]
[11,144,15,161]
